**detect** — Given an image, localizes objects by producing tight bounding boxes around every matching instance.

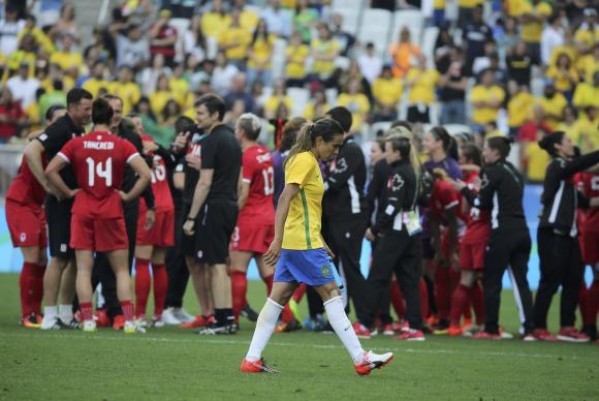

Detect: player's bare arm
[237,172,250,210]
[25,140,58,197]
[119,155,151,203]
[183,168,214,236]
[264,183,299,266]
[45,156,79,199]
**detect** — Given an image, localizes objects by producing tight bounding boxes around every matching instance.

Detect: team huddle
[6,86,599,375]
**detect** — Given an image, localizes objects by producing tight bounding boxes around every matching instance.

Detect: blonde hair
[385,126,421,180]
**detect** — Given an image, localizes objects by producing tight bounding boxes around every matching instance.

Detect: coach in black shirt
[183,94,242,334]
[25,88,92,329]
[322,107,369,320]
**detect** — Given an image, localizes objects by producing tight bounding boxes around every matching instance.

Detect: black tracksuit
[534,150,599,329]
[323,135,369,317]
[361,159,423,330]
[476,159,534,335]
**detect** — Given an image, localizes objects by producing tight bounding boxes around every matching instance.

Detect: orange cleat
[21,314,41,328]
[354,351,394,376]
[180,316,208,329]
[448,324,463,337]
[240,358,279,373]
[112,315,125,330]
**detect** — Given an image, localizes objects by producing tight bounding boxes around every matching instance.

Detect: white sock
[44,306,58,320]
[324,296,364,364]
[59,304,73,322]
[246,298,283,362]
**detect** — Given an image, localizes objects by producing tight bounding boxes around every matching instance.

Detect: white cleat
[160,308,182,325]
[124,320,146,334]
[172,308,195,323]
[354,351,394,376]
[82,320,97,333]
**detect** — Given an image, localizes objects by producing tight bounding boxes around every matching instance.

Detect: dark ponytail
[538,131,565,158]
[284,118,343,168]
[486,136,514,159]
[429,126,452,152]
[461,143,482,166]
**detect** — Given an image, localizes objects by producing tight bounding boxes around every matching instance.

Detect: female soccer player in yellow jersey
[240,118,393,375]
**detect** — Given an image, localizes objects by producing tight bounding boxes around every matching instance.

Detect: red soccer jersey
[58,131,139,218]
[6,157,46,207]
[139,135,173,213]
[429,179,460,223]
[239,144,275,221]
[460,171,491,244]
[578,172,599,233]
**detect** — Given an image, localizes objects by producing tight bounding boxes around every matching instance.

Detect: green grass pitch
[0,274,598,401]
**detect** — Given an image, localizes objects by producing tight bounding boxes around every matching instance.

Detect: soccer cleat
[275,319,302,333]
[112,315,125,330]
[395,328,425,341]
[581,325,598,341]
[392,320,409,333]
[354,351,394,376]
[462,324,483,337]
[160,308,182,325]
[180,315,209,329]
[472,331,502,340]
[352,321,372,339]
[67,318,80,330]
[432,319,450,335]
[40,316,69,330]
[531,329,557,342]
[94,309,111,327]
[82,320,97,333]
[151,315,165,328]
[448,324,463,337]
[382,324,395,336]
[172,307,195,323]
[196,323,236,335]
[241,305,259,322]
[21,313,41,328]
[240,358,279,373]
[124,320,146,334]
[557,327,590,343]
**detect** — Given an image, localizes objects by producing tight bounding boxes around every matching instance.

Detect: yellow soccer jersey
[282,151,324,250]
[508,91,534,128]
[285,44,310,79]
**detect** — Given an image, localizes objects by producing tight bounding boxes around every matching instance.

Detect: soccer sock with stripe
[19,262,35,317]
[231,271,248,319]
[324,296,364,364]
[80,302,93,322]
[152,263,168,318]
[121,300,135,322]
[134,258,151,318]
[246,298,283,362]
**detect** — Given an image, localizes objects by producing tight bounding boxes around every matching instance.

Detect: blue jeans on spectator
[441,100,466,125]
[247,68,272,88]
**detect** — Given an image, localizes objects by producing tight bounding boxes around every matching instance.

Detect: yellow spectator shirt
[310,39,341,77]
[571,118,599,154]
[283,151,324,250]
[507,91,534,129]
[574,26,599,49]
[110,81,141,116]
[248,34,276,70]
[337,93,370,130]
[470,85,505,125]
[169,77,190,107]
[285,44,310,79]
[545,66,579,93]
[265,95,294,118]
[458,0,482,7]
[578,55,599,84]
[49,51,83,73]
[202,12,232,39]
[520,1,552,43]
[573,83,599,110]
[527,142,549,182]
[372,77,403,107]
[219,26,251,61]
[434,0,446,9]
[240,10,259,32]
[149,90,175,116]
[539,93,567,129]
[82,78,111,98]
[406,68,439,105]
[549,46,578,67]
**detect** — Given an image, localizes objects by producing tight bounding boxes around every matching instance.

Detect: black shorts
[45,196,74,259]
[195,200,238,264]
[180,202,198,258]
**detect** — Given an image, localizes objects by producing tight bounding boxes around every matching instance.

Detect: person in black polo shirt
[24,88,93,329]
[183,94,242,334]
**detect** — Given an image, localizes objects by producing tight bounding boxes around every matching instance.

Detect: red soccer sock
[80,302,93,321]
[419,279,430,321]
[231,270,248,319]
[31,264,45,315]
[19,262,36,317]
[121,300,135,322]
[390,280,405,319]
[472,282,485,325]
[281,304,295,323]
[292,283,306,303]
[134,258,151,318]
[449,284,470,326]
[152,263,168,317]
[435,268,451,321]
[262,274,274,295]
[584,280,599,326]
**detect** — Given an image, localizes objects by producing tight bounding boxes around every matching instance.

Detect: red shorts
[459,242,486,270]
[136,209,175,247]
[230,221,274,254]
[70,214,128,252]
[5,200,47,248]
[581,231,599,265]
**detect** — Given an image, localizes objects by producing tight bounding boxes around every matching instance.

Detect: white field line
[0,332,593,361]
